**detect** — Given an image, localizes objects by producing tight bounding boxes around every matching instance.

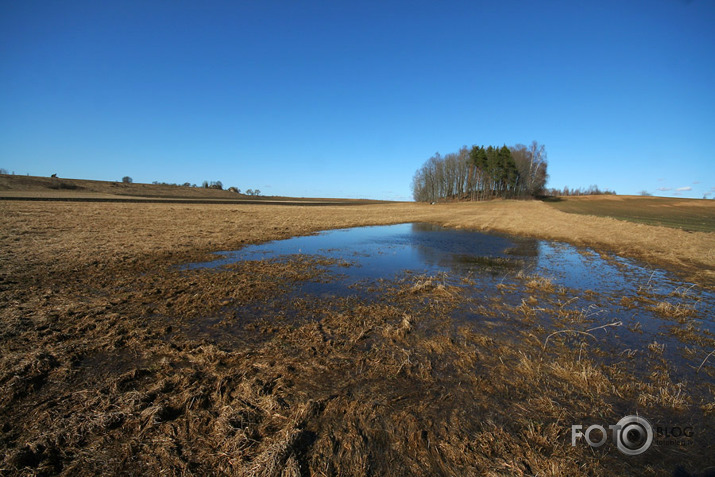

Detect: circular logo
[615,415,653,455]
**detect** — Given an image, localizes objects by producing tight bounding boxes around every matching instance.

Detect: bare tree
[526,141,547,195]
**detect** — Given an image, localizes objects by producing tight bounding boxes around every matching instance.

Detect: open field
[1,198,714,475]
[1,199,713,287]
[0,174,385,205]
[546,195,715,233]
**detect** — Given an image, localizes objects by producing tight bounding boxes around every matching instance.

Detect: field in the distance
[0,174,385,205]
[546,195,715,232]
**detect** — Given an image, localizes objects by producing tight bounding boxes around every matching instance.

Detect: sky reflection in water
[188,223,714,367]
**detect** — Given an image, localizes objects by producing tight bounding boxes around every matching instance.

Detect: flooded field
[189,223,714,373]
[2,202,714,476]
[161,223,715,475]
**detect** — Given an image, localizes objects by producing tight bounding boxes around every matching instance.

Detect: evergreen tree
[498,145,518,196]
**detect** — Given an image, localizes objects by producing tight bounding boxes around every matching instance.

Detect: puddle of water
[185,223,715,376]
[187,223,535,281]
[188,223,711,301]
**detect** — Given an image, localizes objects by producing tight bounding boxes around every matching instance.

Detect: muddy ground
[1,200,714,476]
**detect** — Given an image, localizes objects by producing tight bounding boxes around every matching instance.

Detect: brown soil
[1,200,714,476]
[547,195,715,232]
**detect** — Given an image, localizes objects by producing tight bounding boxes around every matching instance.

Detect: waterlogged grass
[1,202,714,475]
[3,239,714,475]
[547,195,715,232]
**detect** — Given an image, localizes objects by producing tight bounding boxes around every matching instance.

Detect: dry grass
[1,199,713,286]
[650,301,698,319]
[0,173,386,204]
[1,199,714,475]
[525,276,556,292]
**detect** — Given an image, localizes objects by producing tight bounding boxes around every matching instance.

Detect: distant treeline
[147,179,261,196]
[412,141,548,202]
[545,185,616,197]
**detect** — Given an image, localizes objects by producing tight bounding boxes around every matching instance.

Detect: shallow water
[187,223,715,373]
[189,223,710,301]
[188,223,534,280]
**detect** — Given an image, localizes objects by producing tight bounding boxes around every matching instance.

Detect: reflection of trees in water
[411,223,443,233]
[504,238,540,257]
[410,223,540,274]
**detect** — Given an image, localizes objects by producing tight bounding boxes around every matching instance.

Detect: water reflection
[186,223,714,338]
[183,223,715,393]
[409,223,539,274]
[187,223,541,281]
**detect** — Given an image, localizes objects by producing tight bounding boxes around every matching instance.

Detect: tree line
[544,185,616,197]
[412,141,548,202]
[143,179,261,195]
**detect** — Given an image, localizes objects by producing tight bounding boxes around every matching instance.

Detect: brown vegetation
[0,174,385,204]
[1,198,714,475]
[547,195,715,233]
[1,198,713,286]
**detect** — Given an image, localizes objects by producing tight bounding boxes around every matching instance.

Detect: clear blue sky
[1,0,714,200]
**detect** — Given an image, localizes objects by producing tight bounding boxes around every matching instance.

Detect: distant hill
[0,174,388,205]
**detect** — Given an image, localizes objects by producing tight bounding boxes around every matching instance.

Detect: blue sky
[1,0,713,200]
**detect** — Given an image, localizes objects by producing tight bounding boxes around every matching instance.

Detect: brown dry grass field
[4,196,710,286]
[1,195,714,475]
[0,174,384,204]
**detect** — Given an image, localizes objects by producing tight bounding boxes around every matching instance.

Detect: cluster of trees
[202,180,224,190]
[143,179,261,196]
[151,180,194,186]
[151,181,199,187]
[544,185,616,197]
[200,181,259,195]
[412,141,548,202]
